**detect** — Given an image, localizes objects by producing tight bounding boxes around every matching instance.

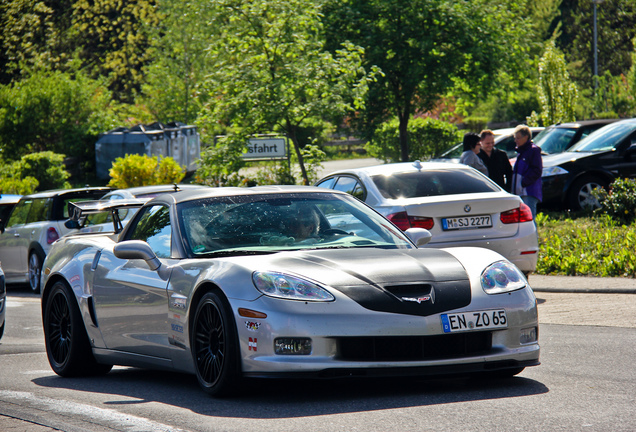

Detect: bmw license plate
[441,310,508,333]
[442,215,492,230]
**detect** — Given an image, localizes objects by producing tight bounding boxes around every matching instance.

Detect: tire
[28,251,44,293]
[568,176,608,211]
[191,291,240,396]
[43,281,112,377]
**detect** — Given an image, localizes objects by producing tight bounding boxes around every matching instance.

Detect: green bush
[366,117,462,163]
[537,212,636,277]
[0,175,39,195]
[593,178,636,225]
[108,154,185,188]
[13,152,71,191]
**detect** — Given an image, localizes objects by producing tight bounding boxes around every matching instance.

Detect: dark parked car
[0,263,5,341]
[535,119,621,155]
[541,118,636,210]
[0,187,111,292]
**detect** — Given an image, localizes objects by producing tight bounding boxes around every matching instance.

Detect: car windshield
[436,143,462,159]
[534,127,577,154]
[568,122,636,153]
[177,192,414,257]
[371,169,500,199]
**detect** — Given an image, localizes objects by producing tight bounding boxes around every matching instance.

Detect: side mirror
[405,228,432,247]
[65,219,80,229]
[113,240,161,270]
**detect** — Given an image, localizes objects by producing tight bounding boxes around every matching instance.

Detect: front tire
[29,251,43,293]
[191,291,240,396]
[568,176,607,211]
[44,281,112,376]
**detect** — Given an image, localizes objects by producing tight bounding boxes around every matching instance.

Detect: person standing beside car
[478,129,513,192]
[512,125,542,220]
[459,132,489,176]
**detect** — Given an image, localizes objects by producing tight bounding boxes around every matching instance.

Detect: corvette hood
[250,248,472,316]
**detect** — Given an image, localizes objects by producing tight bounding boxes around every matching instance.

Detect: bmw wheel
[28,251,43,293]
[192,291,240,396]
[44,281,112,376]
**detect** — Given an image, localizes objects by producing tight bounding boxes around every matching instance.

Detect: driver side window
[127,205,172,258]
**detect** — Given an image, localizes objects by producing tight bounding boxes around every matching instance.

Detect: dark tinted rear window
[371,169,500,199]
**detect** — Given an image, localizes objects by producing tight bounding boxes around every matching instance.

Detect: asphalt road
[1,276,635,432]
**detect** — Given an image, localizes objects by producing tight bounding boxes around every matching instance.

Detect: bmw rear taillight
[46,227,60,244]
[500,203,534,224]
[387,211,434,231]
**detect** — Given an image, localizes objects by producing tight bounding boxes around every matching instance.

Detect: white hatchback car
[0,187,111,292]
[315,161,539,274]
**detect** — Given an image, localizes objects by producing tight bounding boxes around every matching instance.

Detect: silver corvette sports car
[40,186,540,395]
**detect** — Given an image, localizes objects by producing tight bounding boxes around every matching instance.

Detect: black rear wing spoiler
[66,198,149,233]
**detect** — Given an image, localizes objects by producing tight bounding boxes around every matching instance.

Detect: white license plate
[441,309,508,333]
[442,215,492,230]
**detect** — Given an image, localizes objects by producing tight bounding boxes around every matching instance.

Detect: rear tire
[29,251,43,293]
[44,281,112,376]
[568,176,607,211]
[191,291,240,396]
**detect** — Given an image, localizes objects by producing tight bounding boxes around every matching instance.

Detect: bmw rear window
[371,169,500,199]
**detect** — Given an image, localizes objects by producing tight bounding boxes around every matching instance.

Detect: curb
[528,274,636,294]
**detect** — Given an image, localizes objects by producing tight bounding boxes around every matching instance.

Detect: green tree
[0,0,75,84]
[527,40,578,126]
[139,0,214,124]
[199,0,375,185]
[72,0,160,102]
[0,70,122,178]
[323,0,531,162]
[557,0,636,91]
[108,154,185,188]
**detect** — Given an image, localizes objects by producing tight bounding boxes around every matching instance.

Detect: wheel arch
[28,241,46,261]
[563,170,615,201]
[188,282,234,337]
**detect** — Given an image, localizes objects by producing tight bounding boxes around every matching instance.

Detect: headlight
[481,261,527,294]
[542,166,569,177]
[253,272,335,302]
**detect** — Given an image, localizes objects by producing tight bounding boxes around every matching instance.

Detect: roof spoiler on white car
[65,198,149,233]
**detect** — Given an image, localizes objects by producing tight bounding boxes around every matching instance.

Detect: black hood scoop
[296,248,471,317]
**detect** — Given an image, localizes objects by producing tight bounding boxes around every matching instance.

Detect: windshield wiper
[204,250,276,258]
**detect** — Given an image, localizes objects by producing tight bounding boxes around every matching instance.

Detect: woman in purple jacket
[512,125,543,221]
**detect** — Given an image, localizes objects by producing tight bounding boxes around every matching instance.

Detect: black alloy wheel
[44,281,112,376]
[192,291,239,396]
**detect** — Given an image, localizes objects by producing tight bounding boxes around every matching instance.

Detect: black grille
[337,332,493,362]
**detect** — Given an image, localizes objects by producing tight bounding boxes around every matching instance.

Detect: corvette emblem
[464,205,471,213]
[402,288,435,304]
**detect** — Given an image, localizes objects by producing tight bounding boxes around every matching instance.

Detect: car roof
[550,119,622,128]
[19,186,112,199]
[491,126,544,136]
[146,185,349,205]
[103,184,208,198]
[0,194,22,204]
[321,161,476,178]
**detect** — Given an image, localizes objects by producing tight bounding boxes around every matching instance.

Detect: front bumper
[233,287,540,377]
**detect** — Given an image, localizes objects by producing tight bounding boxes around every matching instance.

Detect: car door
[92,204,173,359]
[600,130,636,180]
[0,199,31,280]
